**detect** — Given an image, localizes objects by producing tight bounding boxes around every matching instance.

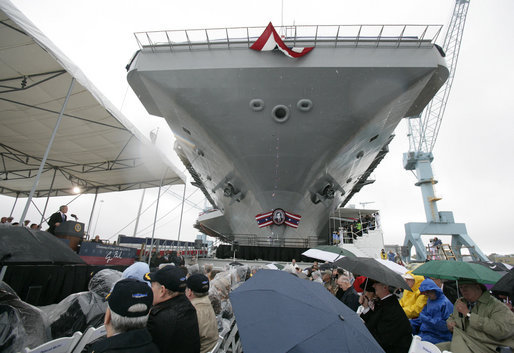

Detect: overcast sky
[2,0,513,255]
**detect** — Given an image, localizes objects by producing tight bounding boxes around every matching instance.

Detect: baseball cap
[144,265,187,292]
[186,274,210,293]
[106,279,153,317]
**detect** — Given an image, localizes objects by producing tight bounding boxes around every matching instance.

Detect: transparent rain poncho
[0,281,49,351]
[39,269,121,339]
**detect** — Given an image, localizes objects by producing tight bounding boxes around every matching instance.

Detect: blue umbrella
[229,270,384,353]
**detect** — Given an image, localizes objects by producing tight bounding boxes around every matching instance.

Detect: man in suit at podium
[47,205,68,235]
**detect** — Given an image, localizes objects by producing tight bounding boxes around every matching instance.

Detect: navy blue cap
[186,274,210,293]
[144,265,187,292]
[106,279,153,317]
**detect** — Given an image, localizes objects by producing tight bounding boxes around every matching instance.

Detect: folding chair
[71,325,107,353]
[408,335,442,353]
[23,331,82,353]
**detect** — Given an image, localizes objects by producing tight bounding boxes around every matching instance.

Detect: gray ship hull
[127,29,448,247]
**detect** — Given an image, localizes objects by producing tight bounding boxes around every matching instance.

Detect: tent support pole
[147,168,167,266]
[176,183,187,243]
[9,192,19,217]
[86,187,99,240]
[30,199,44,218]
[19,78,76,225]
[133,189,146,237]
[40,167,57,226]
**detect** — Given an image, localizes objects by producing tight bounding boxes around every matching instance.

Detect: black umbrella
[471,261,510,276]
[228,261,244,266]
[0,227,84,265]
[491,268,514,296]
[319,262,336,270]
[333,256,411,291]
[230,270,385,353]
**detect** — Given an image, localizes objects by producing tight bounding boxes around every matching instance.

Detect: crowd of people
[2,259,248,353]
[3,255,514,353]
[0,215,41,230]
[380,248,404,265]
[1,205,76,234]
[331,213,380,244]
[286,259,514,353]
[2,206,112,247]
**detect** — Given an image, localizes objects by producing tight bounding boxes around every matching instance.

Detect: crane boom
[408,0,470,154]
[402,0,488,262]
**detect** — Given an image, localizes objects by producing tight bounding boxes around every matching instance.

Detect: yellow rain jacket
[399,271,427,319]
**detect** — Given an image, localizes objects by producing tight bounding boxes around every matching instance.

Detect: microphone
[71,214,78,220]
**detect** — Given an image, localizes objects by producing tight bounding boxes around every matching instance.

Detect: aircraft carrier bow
[127,24,448,254]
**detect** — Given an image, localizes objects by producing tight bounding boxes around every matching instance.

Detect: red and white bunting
[255,211,273,228]
[284,211,302,229]
[250,22,313,58]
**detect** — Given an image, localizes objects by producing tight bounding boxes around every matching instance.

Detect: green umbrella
[412,260,502,284]
[302,245,356,263]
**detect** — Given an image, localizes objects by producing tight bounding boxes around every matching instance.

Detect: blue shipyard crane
[403,0,488,262]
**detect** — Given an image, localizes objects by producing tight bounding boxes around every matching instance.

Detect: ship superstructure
[127,25,448,250]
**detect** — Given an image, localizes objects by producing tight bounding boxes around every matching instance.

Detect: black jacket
[88,328,159,353]
[361,295,412,353]
[147,294,200,353]
[336,287,360,312]
[47,211,66,235]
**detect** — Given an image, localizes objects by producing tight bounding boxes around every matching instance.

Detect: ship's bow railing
[225,234,322,248]
[134,24,443,52]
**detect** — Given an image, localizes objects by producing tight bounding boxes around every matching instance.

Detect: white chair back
[71,325,107,353]
[23,331,82,353]
[408,335,442,353]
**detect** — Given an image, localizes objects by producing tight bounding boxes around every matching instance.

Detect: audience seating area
[22,326,106,353]
[23,318,242,353]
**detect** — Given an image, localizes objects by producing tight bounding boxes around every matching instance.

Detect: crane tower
[402,0,488,262]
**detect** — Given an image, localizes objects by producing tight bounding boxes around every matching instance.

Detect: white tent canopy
[0,1,185,198]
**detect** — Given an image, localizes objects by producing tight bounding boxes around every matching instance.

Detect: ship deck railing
[134,24,443,52]
[221,234,323,248]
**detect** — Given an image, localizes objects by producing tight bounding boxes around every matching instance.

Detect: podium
[54,221,85,251]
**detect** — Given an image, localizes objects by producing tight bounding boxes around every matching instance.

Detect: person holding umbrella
[229,269,385,353]
[361,281,413,353]
[357,280,378,316]
[437,279,514,352]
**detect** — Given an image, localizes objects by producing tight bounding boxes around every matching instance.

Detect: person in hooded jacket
[399,271,427,319]
[410,278,453,344]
